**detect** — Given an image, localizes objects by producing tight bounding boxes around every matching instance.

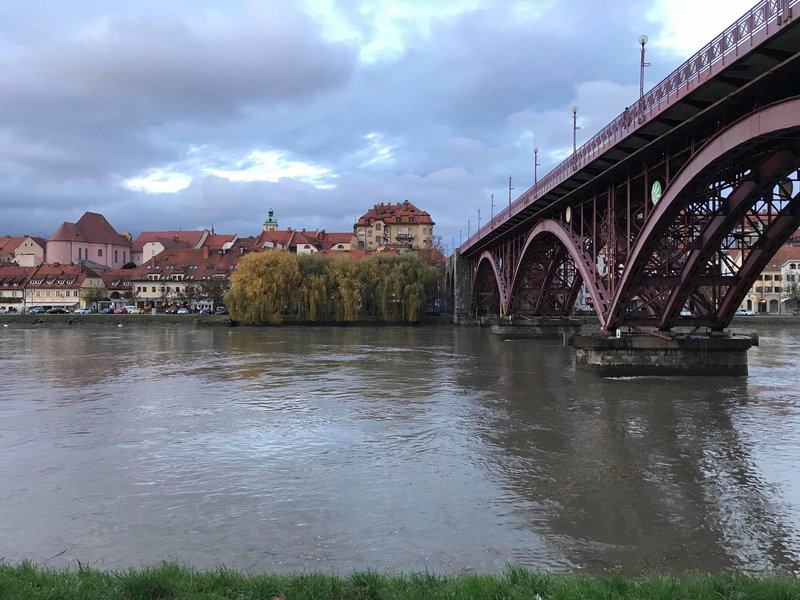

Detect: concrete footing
[491,317,583,340]
[572,331,756,376]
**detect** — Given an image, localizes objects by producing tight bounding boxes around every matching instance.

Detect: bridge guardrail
[461,0,797,252]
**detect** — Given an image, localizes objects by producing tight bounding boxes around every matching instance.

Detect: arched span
[510,220,610,328]
[608,97,800,331]
[471,250,506,317]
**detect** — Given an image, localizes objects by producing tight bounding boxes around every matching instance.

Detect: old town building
[353,201,435,251]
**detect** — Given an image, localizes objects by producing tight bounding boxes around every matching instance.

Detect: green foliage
[81,286,107,308]
[0,562,799,600]
[225,250,442,324]
[198,278,229,307]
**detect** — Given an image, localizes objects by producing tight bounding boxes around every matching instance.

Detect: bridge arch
[509,220,611,327]
[471,250,506,318]
[608,97,800,331]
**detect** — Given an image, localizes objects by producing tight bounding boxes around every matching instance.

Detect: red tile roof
[201,234,237,250]
[130,240,257,282]
[0,264,35,286]
[0,236,27,254]
[26,264,101,289]
[355,201,434,227]
[132,230,207,252]
[48,212,130,246]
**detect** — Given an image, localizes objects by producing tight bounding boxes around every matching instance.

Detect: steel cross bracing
[463,0,800,332]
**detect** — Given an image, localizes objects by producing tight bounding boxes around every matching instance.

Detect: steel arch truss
[472,251,506,318]
[608,98,800,331]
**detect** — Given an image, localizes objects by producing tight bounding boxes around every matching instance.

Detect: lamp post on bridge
[639,35,650,101]
[490,193,495,224]
[508,176,513,207]
[534,147,540,185]
[572,106,579,155]
[467,220,470,239]
[477,209,481,232]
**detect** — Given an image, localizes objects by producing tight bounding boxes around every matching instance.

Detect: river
[1,323,798,575]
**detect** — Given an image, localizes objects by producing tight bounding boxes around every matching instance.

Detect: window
[755,286,763,293]
[152,287,156,292]
[123,252,127,262]
[35,290,40,297]
[764,274,772,281]
[396,217,401,223]
[775,286,782,293]
[45,290,50,297]
[78,248,82,260]
[791,263,797,269]
[375,223,381,231]
[367,230,372,237]
[775,275,782,281]
[409,216,414,222]
[98,249,103,257]
[115,250,118,262]
[764,287,772,293]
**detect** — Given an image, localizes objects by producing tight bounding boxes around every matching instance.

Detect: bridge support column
[490,317,583,340]
[450,250,473,324]
[572,331,756,376]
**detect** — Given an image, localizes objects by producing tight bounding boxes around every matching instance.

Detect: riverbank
[1,563,798,599]
[0,313,455,328]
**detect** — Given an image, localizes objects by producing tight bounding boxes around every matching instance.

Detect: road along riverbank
[1,563,798,600]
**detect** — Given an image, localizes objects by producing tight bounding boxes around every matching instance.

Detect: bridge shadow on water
[455,331,800,575]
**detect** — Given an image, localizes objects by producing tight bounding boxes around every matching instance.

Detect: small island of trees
[224,251,443,325]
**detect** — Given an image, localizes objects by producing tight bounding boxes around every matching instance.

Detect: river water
[1,324,799,575]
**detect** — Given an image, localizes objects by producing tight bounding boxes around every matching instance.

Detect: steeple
[263,208,278,232]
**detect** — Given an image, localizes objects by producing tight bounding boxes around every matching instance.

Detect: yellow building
[353,201,435,251]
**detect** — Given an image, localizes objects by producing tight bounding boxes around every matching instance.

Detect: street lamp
[477,208,481,231]
[639,35,650,101]
[572,106,579,154]
[490,193,495,223]
[467,220,471,239]
[534,147,540,185]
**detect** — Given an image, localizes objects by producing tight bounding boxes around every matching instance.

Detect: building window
[775,286,782,293]
[755,286,763,293]
[123,251,127,262]
[764,274,772,281]
[35,290,40,297]
[775,274,782,281]
[375,223,381,231]
[45,290,50,297]
[78,248,82,260]
[152,287,156,292]
[98,249,103,257]
[115,250,118,262]
[367,230,372,237]
[396,217,401,223]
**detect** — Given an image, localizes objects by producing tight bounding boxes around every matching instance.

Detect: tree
[177,283,200,310]
[225,250,301,324]
[122,262,137,269]
[81,287,107,310]
[198,278,228,308]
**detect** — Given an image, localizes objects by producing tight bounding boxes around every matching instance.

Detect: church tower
[263,208,278,232]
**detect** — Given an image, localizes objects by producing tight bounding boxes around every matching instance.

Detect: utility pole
[508,176,513,207]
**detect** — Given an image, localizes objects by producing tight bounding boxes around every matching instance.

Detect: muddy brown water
[1,324,798,574]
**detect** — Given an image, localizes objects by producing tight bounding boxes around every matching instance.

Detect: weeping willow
[226,250,441,324]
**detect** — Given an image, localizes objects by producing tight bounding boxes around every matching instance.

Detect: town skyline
[0,0,757,248]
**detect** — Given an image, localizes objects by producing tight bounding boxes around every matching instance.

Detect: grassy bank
[1,563,798,600]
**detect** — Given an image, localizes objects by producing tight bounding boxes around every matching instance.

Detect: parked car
[113,307,128,314]
[74,307,92,314]
[215,306,229,315]
[735,309,756,316]
[164,307,177,314]
[199,308,211,315]
[128,307,145,314]
[177,308,189,315]
[47,307,68,314]
[29,306,45,314]
[100,307,114,314]
[0,307,8,315]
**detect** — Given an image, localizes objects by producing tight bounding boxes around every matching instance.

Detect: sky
[0,0,757,253]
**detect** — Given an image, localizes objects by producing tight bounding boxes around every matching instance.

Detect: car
[793,308,800,316]
[29,306,45,314]
[113,307,128,314]
[199,308,211,315]
[128,307,145,314]
[214,306,229,315]
[164,307,177,314]
[176,308,189,315]
[0,307,7,315]
[735,309,756,316]
[100,307,114,314]
[74,307,92,314]
[47,307,68,314]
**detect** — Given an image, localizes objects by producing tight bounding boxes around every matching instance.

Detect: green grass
[0,563,798,600]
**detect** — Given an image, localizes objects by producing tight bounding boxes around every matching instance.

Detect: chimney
[203,246,209,259]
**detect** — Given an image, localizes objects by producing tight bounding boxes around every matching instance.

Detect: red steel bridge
[458,0,800,333]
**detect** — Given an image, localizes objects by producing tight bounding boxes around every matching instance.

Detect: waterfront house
[24,263,105,311]
[0,265,34,311]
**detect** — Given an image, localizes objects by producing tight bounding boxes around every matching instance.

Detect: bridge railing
[461,0,797,252]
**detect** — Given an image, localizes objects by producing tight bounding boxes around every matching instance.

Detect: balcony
[395,233,414,240]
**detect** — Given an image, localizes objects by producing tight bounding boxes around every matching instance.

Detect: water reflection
[0,324,798,574]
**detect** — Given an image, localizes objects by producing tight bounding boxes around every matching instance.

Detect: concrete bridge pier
[449,250,474,324]
[490,316,583,340]
[572,330,757,376]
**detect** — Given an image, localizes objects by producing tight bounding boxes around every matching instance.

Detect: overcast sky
[0,0,757,252]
